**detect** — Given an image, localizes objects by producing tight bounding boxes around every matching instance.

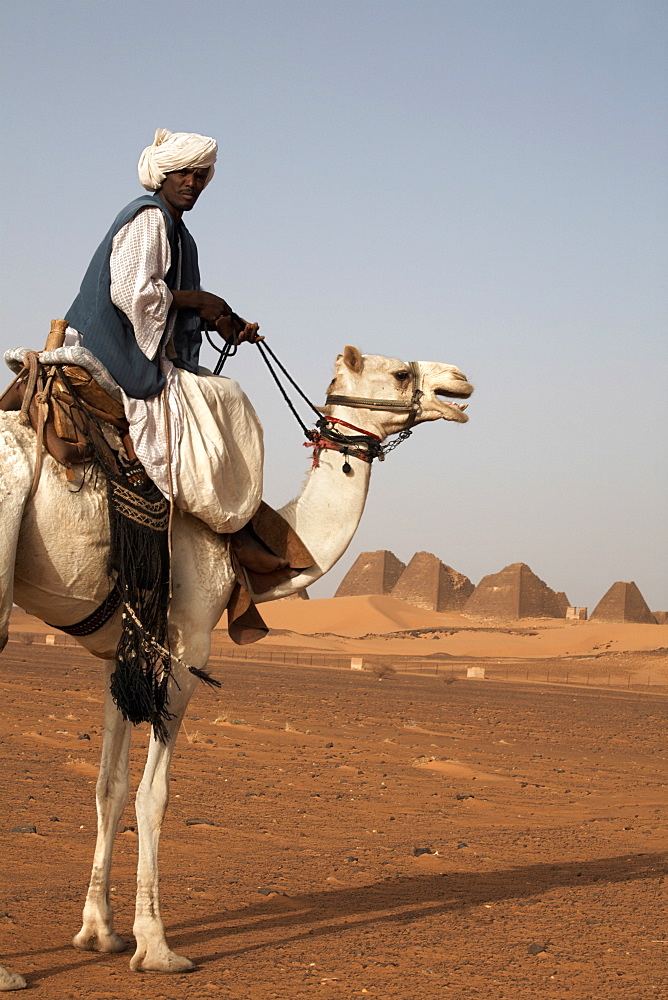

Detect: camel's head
[323,346,473,437]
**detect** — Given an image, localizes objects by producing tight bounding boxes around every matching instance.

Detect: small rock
[50,816,59,822]
[456,842,468,849]
[257,887,276,895]
[346,856,358,863]
[185,818,215,827]
[121,825,135,833]
[413,846,433,857]
[78,733,91,741]
[528,942,546,955]
[325,742,334,748]
[456,793,474,800]
[12,824,37,834]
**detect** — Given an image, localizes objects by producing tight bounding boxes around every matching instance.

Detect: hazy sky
[2,0,666,609]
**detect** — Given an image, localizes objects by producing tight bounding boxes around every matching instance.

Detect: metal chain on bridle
[204,329,423,470]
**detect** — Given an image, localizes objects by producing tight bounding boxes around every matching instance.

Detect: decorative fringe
[188,665,222,688]
[106,466,172,742]
[83,426,173,742]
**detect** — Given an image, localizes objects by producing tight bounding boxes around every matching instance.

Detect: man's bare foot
[230,525,289,574]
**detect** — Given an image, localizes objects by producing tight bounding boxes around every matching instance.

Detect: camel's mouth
[434,388,470,422]
[435,387,471,400]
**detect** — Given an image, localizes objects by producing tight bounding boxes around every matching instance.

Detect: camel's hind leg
[130,664,200,973]
[73,661,132,954]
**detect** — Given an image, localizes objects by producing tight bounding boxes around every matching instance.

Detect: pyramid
[553,591,570,617]
[391,552,474,611]
[464,562,569,620]
[335,550,406,597]
[590,582,655,624]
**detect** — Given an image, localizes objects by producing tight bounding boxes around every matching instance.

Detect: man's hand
[213,314,262,344]
[235,321,263,344]
[170,290,262,344]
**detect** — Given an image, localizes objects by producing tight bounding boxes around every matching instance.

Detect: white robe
[66,207,263,533]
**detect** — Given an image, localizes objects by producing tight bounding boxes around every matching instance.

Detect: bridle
[324,360,424,431]
[206,336,425,473]
[312,361,424,473]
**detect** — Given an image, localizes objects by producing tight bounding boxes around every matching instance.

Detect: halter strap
[325,360,423,426]
[326,416,382,441]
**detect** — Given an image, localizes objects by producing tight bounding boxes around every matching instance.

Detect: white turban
[138,128,218,191]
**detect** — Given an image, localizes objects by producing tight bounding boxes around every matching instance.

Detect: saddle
[0,320,132,471]
[2,321,314,647]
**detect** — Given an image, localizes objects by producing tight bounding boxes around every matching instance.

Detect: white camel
[0,345,472,989]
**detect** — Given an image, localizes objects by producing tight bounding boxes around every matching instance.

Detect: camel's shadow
[9,851,665,984]
[169,851,666,964]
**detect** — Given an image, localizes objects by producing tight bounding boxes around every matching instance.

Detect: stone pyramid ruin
[464,562,569,620]
[335,550,406,597]
[590,581,655,624]
[391,551,474,611]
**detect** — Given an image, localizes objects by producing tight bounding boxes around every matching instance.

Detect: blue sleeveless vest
[66,193,202,399]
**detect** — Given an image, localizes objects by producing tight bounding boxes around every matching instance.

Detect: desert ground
[1,598,667,999]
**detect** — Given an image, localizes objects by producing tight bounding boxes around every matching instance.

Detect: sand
[1,599,667,998]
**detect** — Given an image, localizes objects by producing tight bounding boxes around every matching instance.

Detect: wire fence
[8,631,665,694]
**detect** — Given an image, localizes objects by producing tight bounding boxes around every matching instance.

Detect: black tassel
[189,666,222,688]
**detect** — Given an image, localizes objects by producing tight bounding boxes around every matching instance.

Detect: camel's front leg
[73,661,132,954]
[130,668,198,973]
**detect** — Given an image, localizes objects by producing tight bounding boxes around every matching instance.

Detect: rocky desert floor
[1,603,667,999]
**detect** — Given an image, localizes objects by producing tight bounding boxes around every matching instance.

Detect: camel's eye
[394,370,410,382]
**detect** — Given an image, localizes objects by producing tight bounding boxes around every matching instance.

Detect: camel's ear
[343,345,364,374]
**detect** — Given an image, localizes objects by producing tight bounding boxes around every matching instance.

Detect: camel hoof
[130,949,195,973]
[72,928,128,953]
[0,967,27,991]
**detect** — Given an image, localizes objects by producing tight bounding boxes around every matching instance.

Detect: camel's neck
[254,426,373,602]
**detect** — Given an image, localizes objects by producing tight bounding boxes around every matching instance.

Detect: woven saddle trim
[109,479,170,531]
[45,586,122,637]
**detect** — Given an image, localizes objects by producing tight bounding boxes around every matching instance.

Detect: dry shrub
[371,662,396,680]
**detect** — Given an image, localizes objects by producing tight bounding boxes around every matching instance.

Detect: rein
[205,332,424,472]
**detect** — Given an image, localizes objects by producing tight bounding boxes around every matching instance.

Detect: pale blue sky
[2,0,666,609]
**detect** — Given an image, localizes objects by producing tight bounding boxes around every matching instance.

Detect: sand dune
[258,595,667,659]
[257,594,452,636]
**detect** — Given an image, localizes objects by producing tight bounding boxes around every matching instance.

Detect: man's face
[158,166,210,217]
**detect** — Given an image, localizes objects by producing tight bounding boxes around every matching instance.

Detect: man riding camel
[64,128,288,581]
